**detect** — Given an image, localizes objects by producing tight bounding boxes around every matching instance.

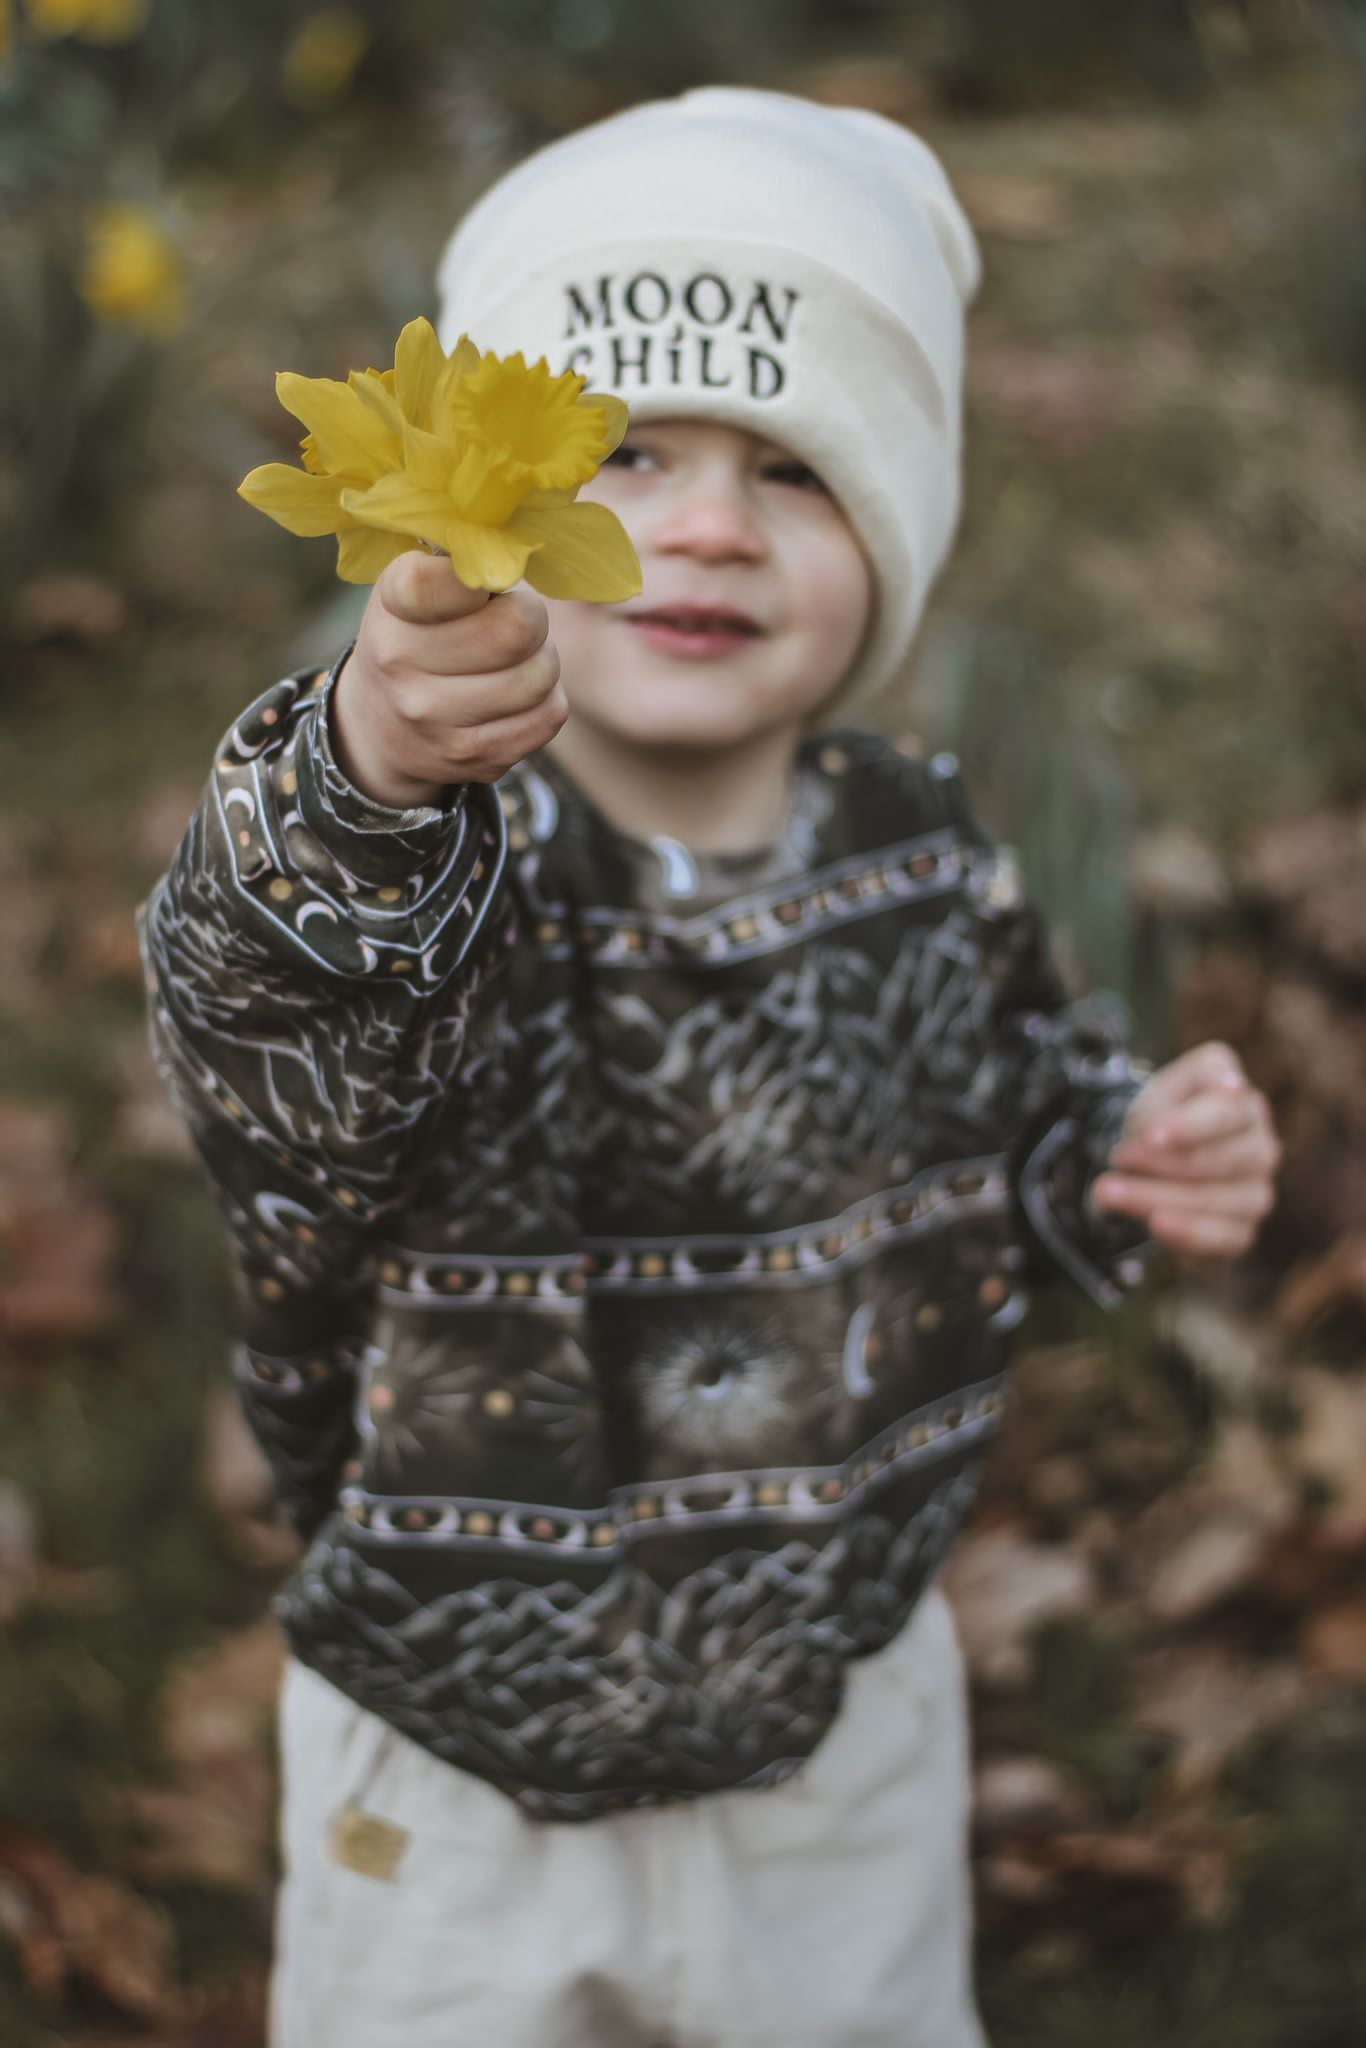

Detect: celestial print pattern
[139,653,1152,1819]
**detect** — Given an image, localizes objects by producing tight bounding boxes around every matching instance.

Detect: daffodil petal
[515,501,642,602]
[347,367,407,443]
[446,333,481,377]
[398,417,466,489]
[391,317,447,430]
[275,370,398,482]
[441,521,537,592]
[336,525,411,584]
[519,487,579,509]
[587,392,629,456]
[427,336,482,437]
[446,441,527,526]
[341,474,456,545]
[237,463,345,536]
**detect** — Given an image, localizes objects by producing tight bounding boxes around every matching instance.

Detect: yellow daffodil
[238,316,641,601]
[26,0,146,41]
[282,7,369,107]
[80,203,184,338]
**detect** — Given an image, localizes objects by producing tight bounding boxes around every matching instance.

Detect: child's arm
[137,554,563,1534]
[962,839,1156,1307]
[972,846,1276,1300]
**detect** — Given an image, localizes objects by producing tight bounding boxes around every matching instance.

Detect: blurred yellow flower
[0,0,13,61]
[26,0,146,41]
[80,203,184,337]
[282,7,368,107]
[239,317,641,600]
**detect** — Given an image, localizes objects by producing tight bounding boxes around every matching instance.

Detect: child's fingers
[1167,1040,1248,1098]
[380,550,492,626]
[1092,1173,1273,1224]
[1123,1042,1246,1137]
[397,642,562,728]
[1109,1126,1279,1183]
[1113,1094,1261,1164]
[423,689,570,784]
[1150,1093,1254,1151]
[373,573,551,691]
[404,588,550,678]
[1150,1209,1256,1258]
[1117,1081,1276,1176]
[1093,1172,1272,1258]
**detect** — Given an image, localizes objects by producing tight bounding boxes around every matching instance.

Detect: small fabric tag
[328,1804,410,1882]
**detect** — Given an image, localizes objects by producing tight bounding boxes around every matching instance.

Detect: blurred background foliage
[1,1,1365,2043]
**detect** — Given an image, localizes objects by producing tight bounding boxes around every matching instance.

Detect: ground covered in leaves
[1,19,1364,2047]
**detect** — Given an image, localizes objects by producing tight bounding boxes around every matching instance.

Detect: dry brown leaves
[1181,804,1366,1259]
[107,1621,284,1892]
[944,1527,1097,1690]
[978,1808,1248,1941]
[109,1036,196,1166]
[0,1100,124,1357]
[1277,1234,1366,1338]
[955,175,1073,244]
[0,1827,175,2021]
[201,1386,300,1574]
[950,1078,1366,1950]
[1242,807,1366,984]
[10,575,130,650]
[971,343,1126,455]
[793,54,936,125]
[1130,1646,1308,1789]
[59,1969,269,2048]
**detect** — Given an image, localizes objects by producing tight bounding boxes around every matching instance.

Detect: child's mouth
[623,606,763,659]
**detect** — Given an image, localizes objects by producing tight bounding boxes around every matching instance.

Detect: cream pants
[270,1584,987,2048]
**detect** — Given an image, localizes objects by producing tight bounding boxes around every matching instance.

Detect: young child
[139,87,1279,2048]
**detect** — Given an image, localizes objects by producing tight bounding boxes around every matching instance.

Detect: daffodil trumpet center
[446,354,611,495]
[446,446,536,527]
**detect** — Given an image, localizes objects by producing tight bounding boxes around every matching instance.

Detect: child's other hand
[330,551,567,810]
[1091,1041,1280,1259]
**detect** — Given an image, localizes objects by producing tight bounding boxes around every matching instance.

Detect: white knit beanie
[435,86,980,719]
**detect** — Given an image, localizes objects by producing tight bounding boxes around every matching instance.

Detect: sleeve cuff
[295,649,467,885]
[1017,1067,1157,1309]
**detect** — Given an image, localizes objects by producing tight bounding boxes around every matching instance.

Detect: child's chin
[606,700,756,753]
[584,672,785,753]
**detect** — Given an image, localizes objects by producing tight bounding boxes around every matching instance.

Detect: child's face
[544,420,872,755]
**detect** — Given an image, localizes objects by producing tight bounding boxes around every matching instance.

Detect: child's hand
[329,551,567,810]
[1091,1041,1280,1259]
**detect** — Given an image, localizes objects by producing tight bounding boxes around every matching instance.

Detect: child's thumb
[381,549,492,626]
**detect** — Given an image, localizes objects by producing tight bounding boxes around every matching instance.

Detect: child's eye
[603,441,656,472]
[762,459,829,493]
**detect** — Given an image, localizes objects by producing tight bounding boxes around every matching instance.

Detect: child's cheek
[541,596,613,705]
[798,536,873,676]
[579,468,651,545]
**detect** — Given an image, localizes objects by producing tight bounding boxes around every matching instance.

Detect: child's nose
[651,476,766,563]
